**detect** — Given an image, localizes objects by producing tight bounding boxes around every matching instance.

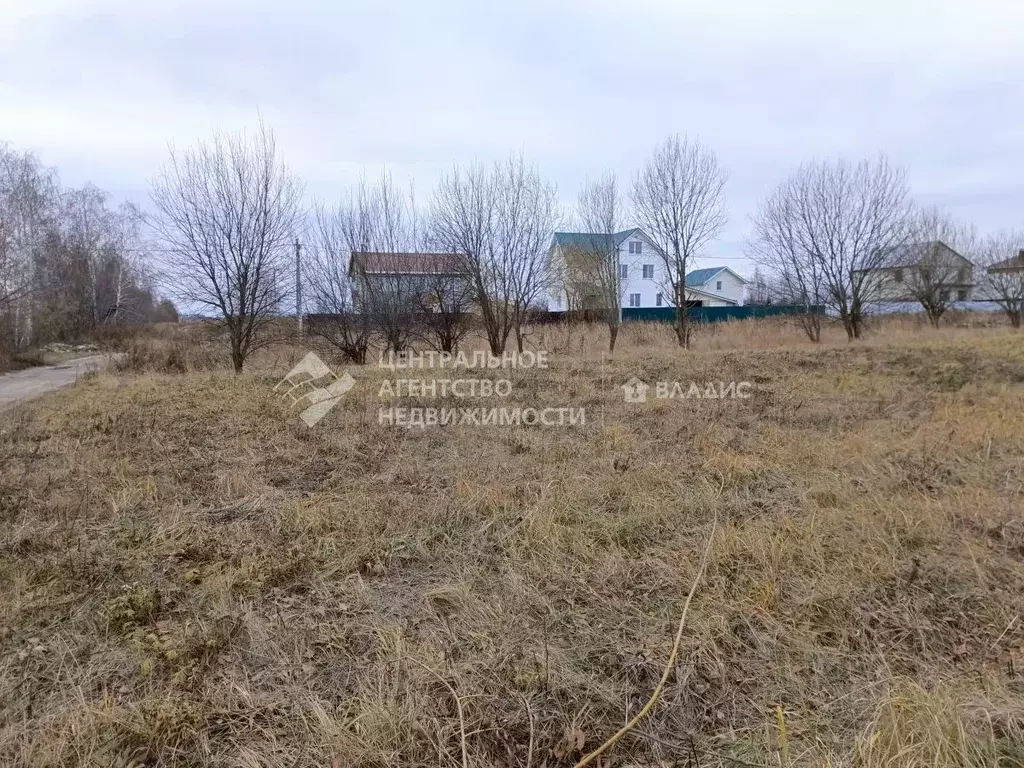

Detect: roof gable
[552,228,640,252]
[685,267,726,287]
[349,251,470,275]
[988,251,1024,272]
[878,241,973,268]
[685,266,747,287]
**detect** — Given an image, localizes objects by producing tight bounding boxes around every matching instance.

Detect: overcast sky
[1,0,1022,272]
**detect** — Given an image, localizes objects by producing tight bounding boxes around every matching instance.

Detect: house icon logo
[622,376,650,403]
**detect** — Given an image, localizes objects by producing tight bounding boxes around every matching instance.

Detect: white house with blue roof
[546,227,744,311]
[684,266,747,306]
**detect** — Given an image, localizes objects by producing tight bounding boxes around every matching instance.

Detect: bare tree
[14,183,153,342]
[898,207,977,328]
[498,156,560,353]
[431,163,497,349]
[0,144,59,348]
[59,185,109,329]
[748,176,827,341]
[52,187,151,329]
[632,135,727,348]
[746,266,775,306]
[431,155,559,355]
[340,174,426,354]
[97,202,151,324]
[32,225,93,341]
[977,231,1024,328]
[1,145,163,354]
[413,263,475,353]
[752,155,912,341]
[574,172,624,352]
[0,210,30,343]
[354,253,427,354]
[305,201,372,364]
[151,125,303,372]
[806,156,909,340]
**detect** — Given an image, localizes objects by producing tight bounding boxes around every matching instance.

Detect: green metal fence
[621,305,824,324]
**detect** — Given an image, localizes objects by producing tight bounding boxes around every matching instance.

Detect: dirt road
[0,355,111,410]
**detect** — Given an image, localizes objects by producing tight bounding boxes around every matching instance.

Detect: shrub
[113,339,225,374]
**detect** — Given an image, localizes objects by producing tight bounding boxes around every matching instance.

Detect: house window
[957,289,968,301]
[940,289,950,301]
[656,293,663,306]
[893,269,903,283]
[629,241,642,254]
[620,264,628,280]
[957,268,967,282]
[642,264,654,279]
[716,280,723,291]
[629,293,641,307]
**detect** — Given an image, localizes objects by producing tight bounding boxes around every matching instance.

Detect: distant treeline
[0,143,177,353]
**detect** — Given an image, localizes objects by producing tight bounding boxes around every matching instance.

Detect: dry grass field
[2,317,1024,767]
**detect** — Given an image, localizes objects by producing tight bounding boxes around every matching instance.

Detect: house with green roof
[546,227,744,312]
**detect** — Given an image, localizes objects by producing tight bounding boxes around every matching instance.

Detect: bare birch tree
[0,144,58,348]
[978,231,1024,328]
[574,172,624,351]
[54,186,151,329]
[1,145,162,356]
[151,125,303,372]
[632,135,727,348]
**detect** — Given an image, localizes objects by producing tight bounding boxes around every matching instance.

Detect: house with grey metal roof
[851,241,975,305]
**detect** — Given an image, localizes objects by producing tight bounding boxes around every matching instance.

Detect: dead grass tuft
[855,681,1024,767]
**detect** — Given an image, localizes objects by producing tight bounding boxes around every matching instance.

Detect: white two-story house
[546,228,741,312]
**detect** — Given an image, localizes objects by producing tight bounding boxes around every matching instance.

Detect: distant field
[2,319,1023,767]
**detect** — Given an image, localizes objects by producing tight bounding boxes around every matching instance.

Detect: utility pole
[294,238,303,338]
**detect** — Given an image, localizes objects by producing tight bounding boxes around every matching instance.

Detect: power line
[11,244,310,254]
